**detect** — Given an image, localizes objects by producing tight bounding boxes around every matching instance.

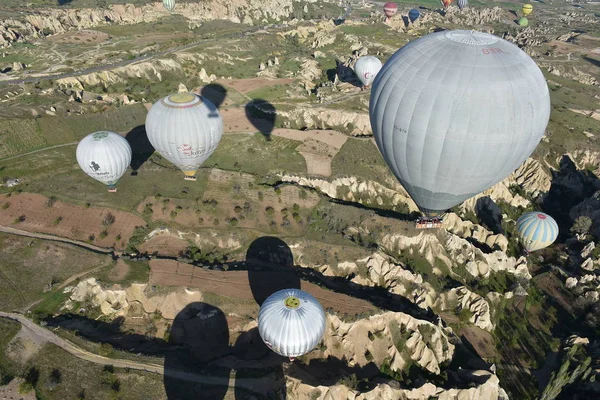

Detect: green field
[331,138,394,182]
[0,233,110,312]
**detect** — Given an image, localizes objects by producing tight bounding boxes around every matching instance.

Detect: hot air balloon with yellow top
[258,289,326,362]
[145,92,223,181]
[522,4,533,16]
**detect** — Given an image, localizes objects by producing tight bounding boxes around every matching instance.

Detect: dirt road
[0,312,274,394]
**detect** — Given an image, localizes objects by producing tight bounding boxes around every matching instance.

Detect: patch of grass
[97,260,150,285]
[204,133,307,176]
[0,318,20,384]
[246,84,292,101]
[0,234,110,312]
[331,138,392,182]
[14,343,167,400]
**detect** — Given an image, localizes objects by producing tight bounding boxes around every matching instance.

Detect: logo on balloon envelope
[177,144,205,157]
[364,72,371,79]
[537,214,547,219]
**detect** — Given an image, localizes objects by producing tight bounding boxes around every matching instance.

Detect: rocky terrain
[0,1,600,399]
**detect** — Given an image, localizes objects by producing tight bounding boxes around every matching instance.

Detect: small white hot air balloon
[76,131,132,192]
[258,289,326,361]
[145,93,223,180]
[354,56,382,88]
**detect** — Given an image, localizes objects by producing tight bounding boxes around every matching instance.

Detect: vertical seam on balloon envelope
[403,35,453,204]
[411,34,452,200]
[428,38,478,204]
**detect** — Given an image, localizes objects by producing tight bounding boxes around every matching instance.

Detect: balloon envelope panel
[163,0,176,12]
[145,93,223,175]
[354,56,383,87]
[516,212,559,252]
[369,30,551,216]
[76,131,132,187]
[258,289,326,358]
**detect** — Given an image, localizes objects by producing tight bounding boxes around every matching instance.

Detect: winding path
[0,312,274,394]
[0,225,113,254]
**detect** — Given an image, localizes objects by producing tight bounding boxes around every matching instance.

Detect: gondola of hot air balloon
[522,4,533,16]
[76,131,132,193]
[383,2,398,18]
[518,17,529,27]
[163,0,176,12]
[516,212,559,254]
[354,56,382,89]
[408,8,420,23]
[457,0,468,10]
[258,289,326,362]
[145,92,223,181]
[441,0,453,9]
[369,30,551,228]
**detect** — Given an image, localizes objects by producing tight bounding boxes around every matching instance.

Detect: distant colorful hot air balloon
[516,212,559,253]
[383,2,398,18]
[76,131,132,192]
[457,0,468,10]
[163,0,176,12]
[441,0,453,9]
[354,56,382,88]
[145,92,223,181]
[522,4,533,16]
[370,30,551,219]
[258,289,326,361]
[518,17,529,27]
[408,8,420,22]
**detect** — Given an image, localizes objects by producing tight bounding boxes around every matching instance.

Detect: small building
[5,178,20,187]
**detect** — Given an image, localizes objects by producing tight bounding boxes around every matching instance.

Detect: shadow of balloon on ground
[245,99,277,140]
[334,59,362,88]
[57,0,74,5]
[201,83,228,110]
[164,302,231,400]
[541,155,600,241]
[233,327,288,399]
[475,196,504,234]
[125,125,155,175]
[246,236,301,306]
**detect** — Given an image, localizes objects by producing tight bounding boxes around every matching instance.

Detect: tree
[49,368,62,385]
[103,212,116,226]
[571,216,592,237]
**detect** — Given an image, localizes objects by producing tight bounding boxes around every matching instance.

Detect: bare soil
[0,193,145,251]
[138,234,189,257]
[48,29,110,45]
[149,260,377,315]
[460,325,496,360]
[107,259,130,282]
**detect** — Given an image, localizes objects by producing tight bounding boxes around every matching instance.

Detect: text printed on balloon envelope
[481,48,505,55]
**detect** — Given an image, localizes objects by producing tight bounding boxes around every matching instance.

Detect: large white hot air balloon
[370,30,550,220]
[145,93,223,180]
[76,131,132,192]
[354,56,383,88]
[258,289,326,361]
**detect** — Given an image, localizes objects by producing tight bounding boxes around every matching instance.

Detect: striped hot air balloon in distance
[516,212,559,253]
[76,131,132,192]
[441,0,453,9]
[258,289,326,361]
[163,0,176,12]
[522,4,533,16]
[383,2,398,18]
[457,0,468,10]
